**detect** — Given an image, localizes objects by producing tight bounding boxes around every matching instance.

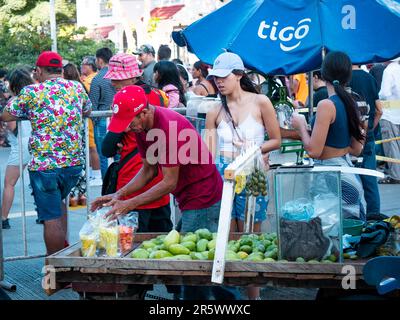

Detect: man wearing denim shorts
[91,85,240,300]
[1,51,91,255]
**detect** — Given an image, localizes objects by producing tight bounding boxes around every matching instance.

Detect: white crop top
[216,114,265,153]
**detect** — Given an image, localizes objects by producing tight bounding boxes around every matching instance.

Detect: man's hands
[90,193,120,212]
[103,199,137,221]
[90,193,137,221]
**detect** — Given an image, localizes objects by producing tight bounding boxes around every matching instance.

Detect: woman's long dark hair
[193,61,209,78]
[321,51,364,142]
[219,70,259,137]
[8,67,34,95]
[154,61,186,106]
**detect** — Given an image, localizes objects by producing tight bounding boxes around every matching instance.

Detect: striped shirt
[89,67,116,111]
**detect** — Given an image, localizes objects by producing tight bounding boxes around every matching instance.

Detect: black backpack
[101,148,139,195]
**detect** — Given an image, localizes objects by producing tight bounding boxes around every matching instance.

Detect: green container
[343,219,364,236]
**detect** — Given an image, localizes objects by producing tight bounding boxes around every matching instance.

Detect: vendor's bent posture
[91,85,240,300]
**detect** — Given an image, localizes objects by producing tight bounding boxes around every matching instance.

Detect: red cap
[108,85,148,133]
[36,51,63,68]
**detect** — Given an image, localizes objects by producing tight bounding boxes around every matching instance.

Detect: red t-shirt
[116,131,170,209]
[135,107,222,211]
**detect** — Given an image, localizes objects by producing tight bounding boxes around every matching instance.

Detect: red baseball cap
[108,85,148,133]
[36,51,63,68]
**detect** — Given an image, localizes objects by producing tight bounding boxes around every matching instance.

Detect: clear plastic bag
[79,220,97,257]
[118,212,138,254]
[98,217,119,257]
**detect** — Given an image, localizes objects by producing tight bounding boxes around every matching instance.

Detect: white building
[76,0,230,62]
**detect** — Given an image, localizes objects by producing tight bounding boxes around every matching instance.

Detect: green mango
[156,234,166,241]
[240,245,253,254]
[239,238,253,247]
[228,240,237,246]
[195,228,213,241]
[190,252,205,260]
[172,254,192,260]
[253,244,266,253]
[226,251,240,261]
[245,252,264,262]
[142,240,157,250]
[267,244,277,252]
[322,260,333,264]
[201,251,209,260]
[208,248,215,260]
[248,234,259,241]
[264,257,276,263]
[308,260,320,264]
[237,251,249,260]
[181,233,197,243]
[153,244,168,251]
[169,244,190,256]
[207,239,216,251]
[181,241,196,252]
[328,254,337,262]
[196,239,209,252]
[131,248,149,259]
[149,250,173,259]
[261,240,272,248]
[212,232,217,240]
[163,230,181,249]
[264,248,278,260]
[296,257,306,263]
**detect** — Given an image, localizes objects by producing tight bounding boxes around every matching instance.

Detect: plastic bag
[118,212,138,253]
[99,218,119,257]
[282,198,314,222]
[313,193,341,237]
[79,220,97,257]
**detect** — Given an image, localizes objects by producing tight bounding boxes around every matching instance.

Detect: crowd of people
[0,41,398,300]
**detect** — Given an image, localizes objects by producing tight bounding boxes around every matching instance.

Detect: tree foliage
[0,0,115,69]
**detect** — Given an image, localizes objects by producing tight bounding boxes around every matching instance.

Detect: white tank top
[217,114,265,153]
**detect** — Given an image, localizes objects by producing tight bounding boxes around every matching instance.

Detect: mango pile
[130,229,282,262]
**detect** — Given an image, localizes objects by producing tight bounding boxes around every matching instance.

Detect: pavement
[0,147,399,300]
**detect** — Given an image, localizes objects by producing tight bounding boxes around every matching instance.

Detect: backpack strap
[117,147,139,171]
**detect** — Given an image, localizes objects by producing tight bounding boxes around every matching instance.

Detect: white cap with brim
[206,52,245,80]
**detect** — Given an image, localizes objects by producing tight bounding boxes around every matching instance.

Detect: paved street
[0,146,399,300]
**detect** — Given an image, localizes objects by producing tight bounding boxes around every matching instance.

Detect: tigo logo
[257,18,311,52]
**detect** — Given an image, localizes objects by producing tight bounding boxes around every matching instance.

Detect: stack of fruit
[245,168,268,197]
[131,229,282,262]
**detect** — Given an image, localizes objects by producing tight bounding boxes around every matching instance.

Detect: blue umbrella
[173,0,400,75]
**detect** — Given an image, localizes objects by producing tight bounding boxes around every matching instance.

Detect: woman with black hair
[1,67,33,229]
[291,51,366,220]
[205,52,281,300]
[153,61,186,108]
[191,61,218,98]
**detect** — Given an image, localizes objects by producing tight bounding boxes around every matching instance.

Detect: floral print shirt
[5,78,92,171]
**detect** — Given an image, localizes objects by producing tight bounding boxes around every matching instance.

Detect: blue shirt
[311,95,351,149]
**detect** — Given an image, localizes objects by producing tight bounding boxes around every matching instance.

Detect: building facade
[76,0,230,62]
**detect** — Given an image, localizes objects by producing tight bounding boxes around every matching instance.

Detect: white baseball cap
[207,52,245,79]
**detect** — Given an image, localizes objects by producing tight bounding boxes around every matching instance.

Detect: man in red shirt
[91,85,239,300]
[101,53,172,233]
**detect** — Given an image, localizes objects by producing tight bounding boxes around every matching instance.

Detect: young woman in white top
[205,52,281,299]
[1,67,33,229]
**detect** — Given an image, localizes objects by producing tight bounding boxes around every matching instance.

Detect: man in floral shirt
[0,51,91,255]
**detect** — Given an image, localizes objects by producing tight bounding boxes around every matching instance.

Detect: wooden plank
[48,256,365,275]
[212,181,234,284]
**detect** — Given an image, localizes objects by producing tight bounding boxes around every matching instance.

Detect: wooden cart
[44,232,372,299]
